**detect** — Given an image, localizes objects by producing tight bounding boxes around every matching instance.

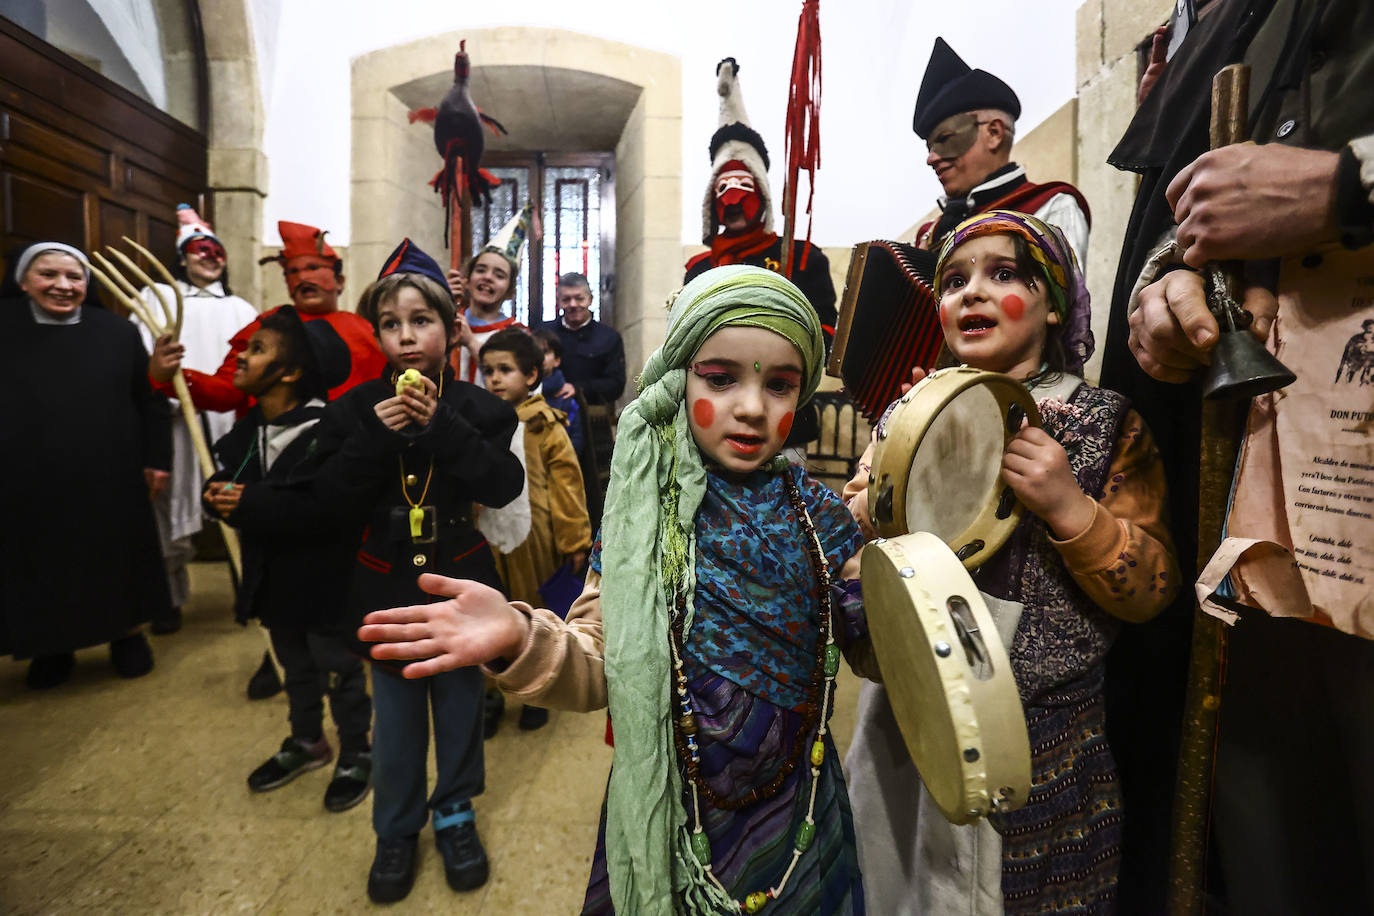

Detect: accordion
[826,240,944,421]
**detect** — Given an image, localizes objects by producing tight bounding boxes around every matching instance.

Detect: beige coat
[493,394,592,606]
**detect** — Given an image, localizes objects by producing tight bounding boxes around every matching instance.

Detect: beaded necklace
[668,471,841,914]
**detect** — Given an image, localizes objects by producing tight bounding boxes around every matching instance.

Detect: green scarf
[600,265,823,914]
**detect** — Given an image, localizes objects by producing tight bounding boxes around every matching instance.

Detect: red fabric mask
[714,161,763,229]
[283,256,339,296]
[183,238,226,261]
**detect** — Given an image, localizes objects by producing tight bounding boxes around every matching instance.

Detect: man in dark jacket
[540,272,625,407]
[1104,2,1374,911]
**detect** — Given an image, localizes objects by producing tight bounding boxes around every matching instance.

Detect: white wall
[260,0,1080,248]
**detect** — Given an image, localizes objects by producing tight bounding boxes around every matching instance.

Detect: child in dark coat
[202,306,372,812]
[229,239,524,903]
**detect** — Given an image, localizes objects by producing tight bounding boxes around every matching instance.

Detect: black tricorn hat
[912,37,1021,139]
[273,305,351,397]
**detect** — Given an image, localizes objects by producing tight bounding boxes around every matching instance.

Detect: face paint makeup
[778,411,795,440]
[692,398,715,428]
[1001,293,1026,321]
[926,112,982,159]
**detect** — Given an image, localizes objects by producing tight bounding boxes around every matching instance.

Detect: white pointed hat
[483,202,539,274]
[174,203,220,251]
[703,57,774,243]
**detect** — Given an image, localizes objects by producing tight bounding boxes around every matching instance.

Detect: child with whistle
[219,238,523,903]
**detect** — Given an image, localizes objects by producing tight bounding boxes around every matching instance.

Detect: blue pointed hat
[378,237,448,289]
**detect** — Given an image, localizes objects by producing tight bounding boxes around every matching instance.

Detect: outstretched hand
[358,574,530,679]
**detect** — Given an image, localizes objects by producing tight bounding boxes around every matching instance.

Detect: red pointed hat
[277,221,338,262]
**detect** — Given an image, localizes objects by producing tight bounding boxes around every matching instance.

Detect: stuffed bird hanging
[408,40,508,245]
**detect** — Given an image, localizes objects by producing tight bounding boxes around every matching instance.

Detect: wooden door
[0,16,207,308]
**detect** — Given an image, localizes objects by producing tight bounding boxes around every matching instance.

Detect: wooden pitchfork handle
[88,237,243,581]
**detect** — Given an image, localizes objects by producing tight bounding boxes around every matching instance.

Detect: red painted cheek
[692,398,715,428]
[939,301,950,325]
[777,411,795,440]
[1001,294,1026,321]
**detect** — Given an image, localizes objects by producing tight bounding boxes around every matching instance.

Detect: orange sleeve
[1049,409,1181,622]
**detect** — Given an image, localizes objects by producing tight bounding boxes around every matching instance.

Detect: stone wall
[350,28,682,405]
[1075,0,1173,381]
[201,0,268,311]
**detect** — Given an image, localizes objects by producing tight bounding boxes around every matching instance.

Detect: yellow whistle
[409,506,425,539]
[395,368,424,397]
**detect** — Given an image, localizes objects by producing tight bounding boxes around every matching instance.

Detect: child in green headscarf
[360,264,870,914]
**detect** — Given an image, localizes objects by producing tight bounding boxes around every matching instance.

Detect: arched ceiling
[390,64,642,153]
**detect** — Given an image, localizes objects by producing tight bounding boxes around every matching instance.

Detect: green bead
[824,644,841,677]
[691,831,711,865]
[745,891,768,912]
[810,740,825,767]
[795,820,815,851]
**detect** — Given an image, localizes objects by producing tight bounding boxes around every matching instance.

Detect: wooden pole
[1168,62,1250,915]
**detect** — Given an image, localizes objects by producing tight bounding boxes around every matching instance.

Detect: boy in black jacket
[224,239,524,903]
[202,306,372,812]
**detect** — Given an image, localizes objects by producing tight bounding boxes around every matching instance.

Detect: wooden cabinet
[0,15,207,308]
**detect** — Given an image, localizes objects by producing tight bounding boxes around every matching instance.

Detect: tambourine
[861,530,1031,824]
[868,367,1041,567]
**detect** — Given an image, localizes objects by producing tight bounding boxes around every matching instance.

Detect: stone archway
[350,27,683,392]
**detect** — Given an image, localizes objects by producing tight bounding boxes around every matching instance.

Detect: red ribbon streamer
[783,0,822,276]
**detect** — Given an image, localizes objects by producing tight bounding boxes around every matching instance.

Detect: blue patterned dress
[583,463,866,914]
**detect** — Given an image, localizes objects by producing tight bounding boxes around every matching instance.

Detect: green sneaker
[247,736,332,792]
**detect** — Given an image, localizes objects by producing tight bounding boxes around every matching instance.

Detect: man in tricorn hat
[911,38,1090,263]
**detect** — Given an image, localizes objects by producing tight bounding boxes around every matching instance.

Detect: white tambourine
[868,367,1041,568]
[861,531,1031,824]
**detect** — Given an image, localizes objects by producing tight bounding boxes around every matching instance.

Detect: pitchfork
[87,237,244,580]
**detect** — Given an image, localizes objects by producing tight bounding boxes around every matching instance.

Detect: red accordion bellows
[828,241,944,421]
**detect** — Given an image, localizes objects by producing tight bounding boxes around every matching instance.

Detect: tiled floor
[1,562,861,914]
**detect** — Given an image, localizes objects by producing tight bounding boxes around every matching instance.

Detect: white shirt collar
[179,279,226,298]
[937,164,1026,210]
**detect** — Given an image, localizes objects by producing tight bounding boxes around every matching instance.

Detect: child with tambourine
[359,265,872,913]
[844,210,1180,915]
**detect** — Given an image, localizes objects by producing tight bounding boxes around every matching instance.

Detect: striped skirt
[581,672,864,914]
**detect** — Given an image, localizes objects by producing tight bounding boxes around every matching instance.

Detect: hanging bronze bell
[1201,329,1297,400]
[1200,263,1297,401]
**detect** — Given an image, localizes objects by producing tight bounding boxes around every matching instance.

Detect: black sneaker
[151,607,182,635]
[26,653,75,689]
[367,834,419,904]
[109,633,154,679]
[518,705,549,730]
[247,736,332,792]
[433,802,489,891]
[482,687,505,739]
[246,651,283,700]
[324,750,372,812]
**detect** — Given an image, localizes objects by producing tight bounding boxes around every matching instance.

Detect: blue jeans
[370,663,485,839]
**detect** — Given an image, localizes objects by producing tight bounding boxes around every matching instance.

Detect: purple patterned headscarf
[933,209,1095,373]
